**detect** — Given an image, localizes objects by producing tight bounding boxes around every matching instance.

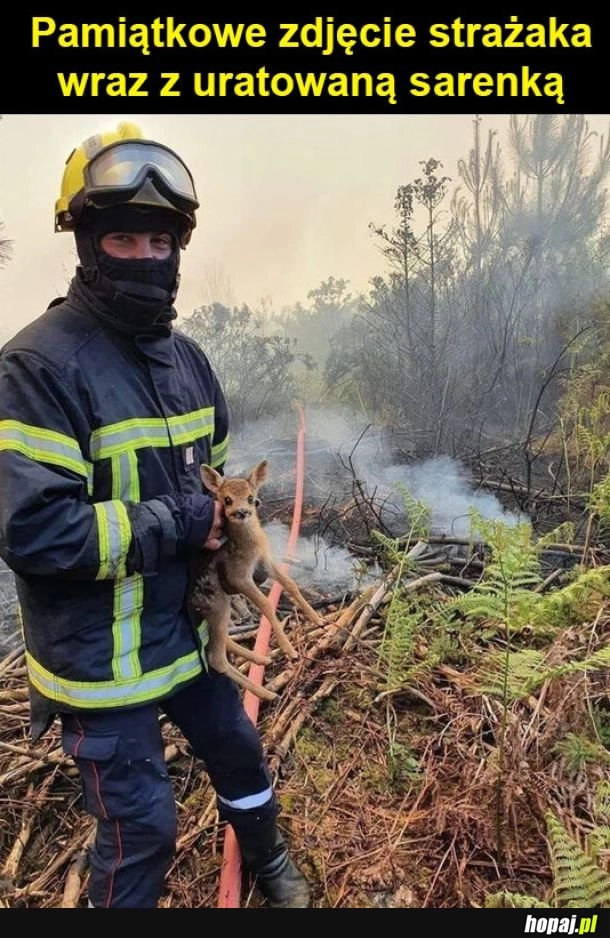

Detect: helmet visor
[82,140,199,214]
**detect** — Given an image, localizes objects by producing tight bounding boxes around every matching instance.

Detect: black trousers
[60,668,275,908]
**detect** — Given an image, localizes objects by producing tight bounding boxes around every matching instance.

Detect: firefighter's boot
[221,798,311,908]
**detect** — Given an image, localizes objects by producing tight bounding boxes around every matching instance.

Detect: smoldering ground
[228,406,528,595]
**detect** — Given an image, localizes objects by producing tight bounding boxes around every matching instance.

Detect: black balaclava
[73,204,188,334]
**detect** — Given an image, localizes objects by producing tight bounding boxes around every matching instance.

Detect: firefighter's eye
[224,496,233,506]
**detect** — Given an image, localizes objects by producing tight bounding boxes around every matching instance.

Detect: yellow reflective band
[93,500,131,580]
[211,433,229,468]
[112,574,144,680]
[0,420,91,478]
[26,649,204,708]
[89,408,215,460]
[111,450,140,501]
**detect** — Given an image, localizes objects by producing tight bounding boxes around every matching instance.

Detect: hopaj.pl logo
[525,915,599,935]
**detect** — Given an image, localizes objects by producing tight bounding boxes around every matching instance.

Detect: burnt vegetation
[2,115,610,908]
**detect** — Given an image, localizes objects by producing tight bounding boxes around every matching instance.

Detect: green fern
[588,475,610,523]
[547,811,610,908]
[485,890,543,908]
[470,645,610,702]
[531,567,610,630]
[587,783,610,864]
[536,521,577,549]
[539,645,610,685]
[371,529,417,568]
[377,600,425,694]
[553,733,610,773]
[443,511,543,636]
[589,827,610,865]
[470,648,546,700]
[575,392,610,477]
[485,808,610,908]
[373,485,433,694]
[439,512,545,862]
[394,482,432,541]
[371,484,431,565]
[595,780,610,822]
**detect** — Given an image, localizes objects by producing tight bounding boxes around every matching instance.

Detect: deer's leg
[238,581,299,660]
[225,635,272,666]
[269,563,324,626]
[221,661,278,701]
[206,603,277,700]
[204,594,232,676]
[205,592,278,699]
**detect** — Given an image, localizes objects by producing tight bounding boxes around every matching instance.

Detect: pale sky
[1,112,609,343]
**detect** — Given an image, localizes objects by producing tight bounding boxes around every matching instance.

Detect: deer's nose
[233,509,250,520]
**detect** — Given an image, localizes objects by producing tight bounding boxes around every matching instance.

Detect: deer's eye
[254,498,261,508]
[224,496,233,507]
[247,496,254,504]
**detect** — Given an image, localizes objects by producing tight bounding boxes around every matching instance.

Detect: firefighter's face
[100,231,173,260]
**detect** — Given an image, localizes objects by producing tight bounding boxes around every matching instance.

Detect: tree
[325,115,610,465]
[274,276,358,370]
[179,302,314,428]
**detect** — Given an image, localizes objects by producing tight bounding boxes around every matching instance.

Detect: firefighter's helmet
[54,121,199,246]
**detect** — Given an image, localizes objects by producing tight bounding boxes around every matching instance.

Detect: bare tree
[326,115,610,467]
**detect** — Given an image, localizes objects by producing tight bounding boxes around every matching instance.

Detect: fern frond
[554,733,610,772]
[547,811,610,908]
[589,475,610,523]
[371,529,410,566]
[441,510,543,635]
[378,600,425,694]
[485,890,543,908]
[548,645,610,681]
[589,827,610,861]
[393,482,432,540]
[531,567,610,630]
[472,643,610,701]
[470,648,546,699]
[536,521,576,549]
[595,780,610,822]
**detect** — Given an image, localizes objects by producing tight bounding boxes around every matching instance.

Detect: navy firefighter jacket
[0,285,229,740]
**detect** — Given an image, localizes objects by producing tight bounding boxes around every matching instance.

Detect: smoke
[227,407,528,596]
[300,407,528,536]
[262,520,381,596]
[375,457,528,537]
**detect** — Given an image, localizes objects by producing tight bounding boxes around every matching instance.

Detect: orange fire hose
[216,404,307,908]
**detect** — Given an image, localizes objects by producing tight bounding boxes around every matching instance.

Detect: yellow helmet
[54,121,199,245]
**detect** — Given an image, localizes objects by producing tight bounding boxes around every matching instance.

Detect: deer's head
[200,460,269,526]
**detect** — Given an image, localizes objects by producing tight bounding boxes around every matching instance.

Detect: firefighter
[0,122,311,909]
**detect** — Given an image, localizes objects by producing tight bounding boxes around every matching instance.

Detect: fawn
[187,459,323,701]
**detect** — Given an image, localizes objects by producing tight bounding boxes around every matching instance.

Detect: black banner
[0,7,604,113]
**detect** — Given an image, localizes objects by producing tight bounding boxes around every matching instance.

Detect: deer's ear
[248,459,269,490]
[200,464,223,494]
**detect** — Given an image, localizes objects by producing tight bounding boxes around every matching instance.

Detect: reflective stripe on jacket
[0,289,229,735]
